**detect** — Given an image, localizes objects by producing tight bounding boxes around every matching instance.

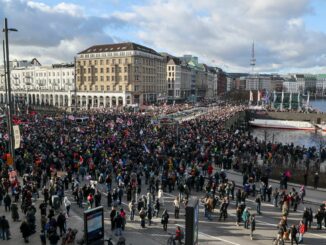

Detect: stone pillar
[68,95,71,108]
[103,96,107,108]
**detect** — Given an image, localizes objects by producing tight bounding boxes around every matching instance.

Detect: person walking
[110,207,117,231]
[174,197,180,219]
[147,205,153,226]
[4,193,11,212]
[315,208,324,230]
[161,209,169,231]
[63,196,71,216]
[48,230,60,245]
[298,220,306,244]
[250,214,256,240]
[114,213,123,237]
[255,193,262,215]
[57,212,66,237]
[20,219,31,243]
[289,224,298,245]
[128,200,136,221]
[242,208,250,229]
[87,193,94,208]
[139,207,146,228]
[0,216,10,240]
[11,202,20,221]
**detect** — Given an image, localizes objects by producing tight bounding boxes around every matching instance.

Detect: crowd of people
[0,102,325,244]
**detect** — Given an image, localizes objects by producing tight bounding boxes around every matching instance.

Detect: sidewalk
[225,169,326,205]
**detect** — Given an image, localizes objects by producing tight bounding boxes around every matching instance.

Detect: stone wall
[252,111,326,123]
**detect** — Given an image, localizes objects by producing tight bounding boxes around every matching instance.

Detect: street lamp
[3,17,18,166]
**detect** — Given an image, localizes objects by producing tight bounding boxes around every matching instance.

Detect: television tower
[250,41,256,74]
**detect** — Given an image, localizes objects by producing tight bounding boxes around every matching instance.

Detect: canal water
[251,99,326,147]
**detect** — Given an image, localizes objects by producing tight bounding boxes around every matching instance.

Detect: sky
[1,0,326,73]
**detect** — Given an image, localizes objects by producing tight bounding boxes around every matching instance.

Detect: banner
[13,125,21,149]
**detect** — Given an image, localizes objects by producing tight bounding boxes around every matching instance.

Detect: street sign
[84,206,104,245]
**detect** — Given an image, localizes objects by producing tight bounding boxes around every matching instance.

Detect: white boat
[315,124,326,132]
[249,119,315,131]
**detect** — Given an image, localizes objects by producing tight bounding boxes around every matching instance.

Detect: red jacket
[299,224,306,234]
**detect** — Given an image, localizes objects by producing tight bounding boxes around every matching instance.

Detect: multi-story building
[0,60,75,108]
[304,74,317,94]
[76,42,166,107]
[165,57,192,100]
[316,74,326,96]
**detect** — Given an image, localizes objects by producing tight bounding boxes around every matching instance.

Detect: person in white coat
[64,197,71,216]
[158,187,164,207]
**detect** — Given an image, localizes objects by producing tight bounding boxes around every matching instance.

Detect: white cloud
[0,0,126,64]
[114,0,325,73]
[27,1,84,16]
[1,0,326,73]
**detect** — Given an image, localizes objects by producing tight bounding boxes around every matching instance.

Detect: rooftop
[78,42,161,56]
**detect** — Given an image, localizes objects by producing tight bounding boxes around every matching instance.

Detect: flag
[116,117,124,124]
[4,133,9,141]
[143,144,150,153]
[127,119,133,126]
[249,90,253,101]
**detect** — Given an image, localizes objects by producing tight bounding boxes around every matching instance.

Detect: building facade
[0,61,75,108]
[76,42,166,106]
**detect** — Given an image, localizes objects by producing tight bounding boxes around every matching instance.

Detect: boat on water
[249,119,315,131]
[315,124,326,132]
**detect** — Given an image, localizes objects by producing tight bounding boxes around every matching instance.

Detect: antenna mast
[250,41,256,74]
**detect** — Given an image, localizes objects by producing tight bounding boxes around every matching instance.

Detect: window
[168,66,171,71]
[100,60,103,65]
[172,66,174,71]
[88,61,91,65]
[112,59,115,64]
[95,68,98,73]
[106,76,110,81]
[106,67,110,73]
[94,60,97,65]
[124,75,127,81]
[124,67,127,72]
[84,85,87,90]
[101,85,104,91]
[118,59,121,64]
[100,76,104,81]
[89,86,92,91]
[88,76,91,81]
[95,85,98,91]
[88,68,91,73]
[107,85,110,91]
[112,76,115,81]
[126,86,129,91]
[100,68,104,73]
[134,85,139,91]
[112,67,115,73]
